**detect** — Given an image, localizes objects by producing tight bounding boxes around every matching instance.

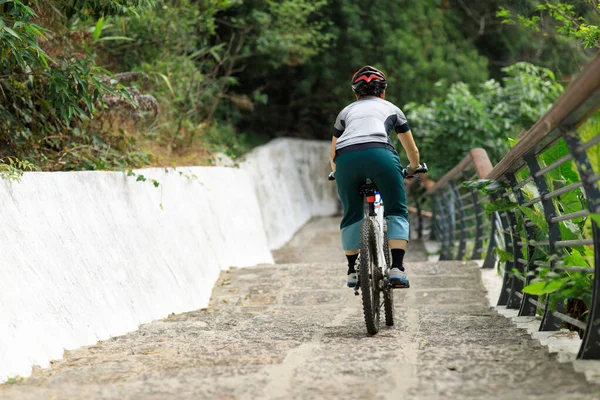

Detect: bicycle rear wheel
[359,218,380,334]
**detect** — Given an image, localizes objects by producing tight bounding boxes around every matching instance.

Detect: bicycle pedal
[391,283,410,289]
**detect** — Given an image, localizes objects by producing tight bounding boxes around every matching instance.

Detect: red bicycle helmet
[351,65,387,93]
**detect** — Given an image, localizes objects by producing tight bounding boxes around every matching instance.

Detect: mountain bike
[329,163,428,334]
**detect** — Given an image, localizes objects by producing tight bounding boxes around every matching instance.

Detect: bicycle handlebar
[402,163,428,179]
[328,162,428,181]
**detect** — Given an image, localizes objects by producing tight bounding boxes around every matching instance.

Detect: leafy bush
[0,0,153,170]
[406,62,563,178]
[203,122,268,161]
[498,1,600,49]
[448,1,592,82]
[235,0,491,138]
[98,0,330,158]
[0,156,39,181]
[466,113,600,329]
[0,0,591,173]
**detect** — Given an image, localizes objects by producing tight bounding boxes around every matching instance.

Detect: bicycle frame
[361,183,388,276]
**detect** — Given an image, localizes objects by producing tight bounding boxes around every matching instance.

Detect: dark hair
[354,81,387,98]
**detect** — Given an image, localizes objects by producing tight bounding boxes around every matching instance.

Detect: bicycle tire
[360,218,380,335]
[382,229,394,327]
[383,224,391,267]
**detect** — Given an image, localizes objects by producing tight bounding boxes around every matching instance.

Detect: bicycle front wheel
[359,218,381,335]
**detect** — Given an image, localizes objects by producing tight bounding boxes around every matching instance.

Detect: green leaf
[495,248,514,262]
[209,49,222,62]
[3,27,21,40]
[563,250,591,268]
[559,219,582,242]
[96,36,134,42]
[93,17,106,42]
[523,278,569,295]
[590,213,600,225]
[486,198,518,214]
[462,179,506,194]
[157,73,175,97]
[519,206,547,231]
[496,7,512,21]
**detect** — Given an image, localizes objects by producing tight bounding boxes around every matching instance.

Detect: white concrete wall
[241,138,339,249]
[0,138,339,382]
[0,167,273,381]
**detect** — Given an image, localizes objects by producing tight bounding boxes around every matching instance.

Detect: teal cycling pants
[335,147,409,251]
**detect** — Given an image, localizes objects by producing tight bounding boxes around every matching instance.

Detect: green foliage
[522,264,593,312]
[470,133,596,318]
[126,169,160,187]
[0,156,38,181]
[253,0,333,68]
[407,62,563,178]
[94,0,232,151]
[485,199,518,215]
[98,0,330,154]
[203,122,268,161]
[495,248,514,262]
[49,0,155,20]
[0,0,150,170]
[1,0,334,169]
[522,276,569,296]
[234,0,490,139]
[502,63,565,126]
[519,205,548,231]
[451,1,591,84]
[579,111,600,171]
[5,376,23,385]
[0,0,593,174]
[462,179,507,194]
[498,1,600,49]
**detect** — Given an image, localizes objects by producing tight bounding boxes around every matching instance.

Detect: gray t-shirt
[333,97,410,152]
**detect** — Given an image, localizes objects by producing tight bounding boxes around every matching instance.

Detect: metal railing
[427,149,495,263]
[423,54,600,359]
[406,178,434,240]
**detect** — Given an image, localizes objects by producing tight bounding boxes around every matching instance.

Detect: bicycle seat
[359,179,378,194]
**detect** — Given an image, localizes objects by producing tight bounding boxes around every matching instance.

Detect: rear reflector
[367,196,376,203]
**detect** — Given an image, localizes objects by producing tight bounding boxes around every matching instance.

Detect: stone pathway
[2,217,599,399]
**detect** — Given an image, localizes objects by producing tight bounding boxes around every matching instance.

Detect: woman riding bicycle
[329,65,423,288]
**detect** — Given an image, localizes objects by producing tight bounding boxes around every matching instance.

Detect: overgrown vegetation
[464,113,600,331]
[0,0,154,170]
[0,156,38,181]
[406,62,564,178]
[0,0,597,175]
[448,0,596,78]
[1,0,330,170]
[498,0,600,50]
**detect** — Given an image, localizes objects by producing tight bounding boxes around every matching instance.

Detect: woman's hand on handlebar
[404,163,428,178]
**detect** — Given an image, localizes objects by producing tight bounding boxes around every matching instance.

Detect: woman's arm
[398,130,420,169]
[329,136,338,172]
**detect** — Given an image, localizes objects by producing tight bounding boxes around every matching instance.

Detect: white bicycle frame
[370,191,388,276]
